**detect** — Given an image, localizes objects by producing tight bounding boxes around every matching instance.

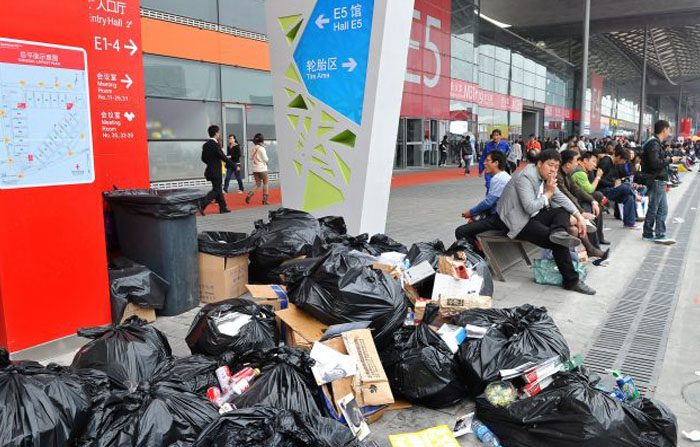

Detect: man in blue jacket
[479,129,511,189]
[456,151,511,252]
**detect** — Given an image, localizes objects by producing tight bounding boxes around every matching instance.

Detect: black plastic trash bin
[105,188,205,316]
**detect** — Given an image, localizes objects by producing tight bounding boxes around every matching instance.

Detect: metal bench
[476,230,537,282]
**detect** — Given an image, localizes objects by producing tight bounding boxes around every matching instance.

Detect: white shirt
[533,181,549,217]
[249,144,269,173]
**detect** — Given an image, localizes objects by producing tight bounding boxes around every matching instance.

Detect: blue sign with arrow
[293,0,374,125]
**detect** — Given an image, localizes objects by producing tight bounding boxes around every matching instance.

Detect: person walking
[479,129,511,188]
[223,134,245,194]
[201,125,234,214]
[245,133,270,205]
[641,120,681,245]
[461,136,475,175]
[438,135,449,166]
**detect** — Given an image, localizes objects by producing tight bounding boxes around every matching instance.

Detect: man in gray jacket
[497,149,596,295]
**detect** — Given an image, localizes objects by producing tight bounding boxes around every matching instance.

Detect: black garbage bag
[198,231,254,257]
[406,240,446,268]
[311,233,382,257]
[152,355,221,395]
[104,188,206,219]
[0,351,93,447]
[287,247,408,349]
[77,372,219,447]
[71,316,172,387]
[274,257,320,285]
[230,347,328,417]
[453,305,570,396]
[318,216,347,241]
[186,299,277,358]
[248,208,322,283]
[380,304,466,408]
[108,257,169,324]
[475,371,677,447]
[369,233,408,254]
[192,407,367,447]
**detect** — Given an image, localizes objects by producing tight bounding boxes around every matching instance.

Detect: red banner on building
[401,0,451,119]
[590,71,603,132]
[450,79,522,113]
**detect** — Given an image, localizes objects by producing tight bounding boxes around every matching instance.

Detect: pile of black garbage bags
[0,208,678,446]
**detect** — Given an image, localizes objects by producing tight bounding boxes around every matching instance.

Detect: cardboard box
[245,284,288,311]
[275,303,328,349]
[320,330,394,418]
[199,252,249,304]
[342,329,394,407]
[120,303,156,323]
[431,273,483,301]
[414,296,491,320]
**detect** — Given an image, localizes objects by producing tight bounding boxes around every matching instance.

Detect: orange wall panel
[140,18,270,71]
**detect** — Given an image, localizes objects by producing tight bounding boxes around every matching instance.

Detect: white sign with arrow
[120,74,132,89]
[315,14,330,29]
[342,57,357,72]
[124,39,138,56]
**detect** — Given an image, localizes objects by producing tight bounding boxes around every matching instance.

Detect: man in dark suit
[201,125,234,214]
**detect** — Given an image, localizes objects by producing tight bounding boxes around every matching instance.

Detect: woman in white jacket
[245,133,270,205]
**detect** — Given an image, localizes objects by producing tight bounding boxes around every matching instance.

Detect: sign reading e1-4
[294,0,374,125]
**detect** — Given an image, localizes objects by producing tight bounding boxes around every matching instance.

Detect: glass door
[223,105,247,180]
[395,118,406,168]
[406,118,424,167]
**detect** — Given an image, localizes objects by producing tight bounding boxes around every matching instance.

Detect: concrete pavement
[13,165,699,446]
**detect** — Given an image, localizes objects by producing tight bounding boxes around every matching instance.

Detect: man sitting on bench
[497,149,596,295]
[455,151,511,255]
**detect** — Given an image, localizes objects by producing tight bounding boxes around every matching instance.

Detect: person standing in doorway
[509,138,522,172]
[479,129,511,188]
[641,120,681,245]
[461,135,475,175]
[439,135,449,166]
[223,134,245,194]
[201,125,234,214]
[245,133,270,205]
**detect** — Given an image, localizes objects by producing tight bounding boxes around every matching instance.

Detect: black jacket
[227,144,242,163]
[202,139,233,180]
[596,156,626,189]
[641,136,669,182]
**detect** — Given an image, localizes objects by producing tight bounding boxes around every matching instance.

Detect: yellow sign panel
[389,425,460,447]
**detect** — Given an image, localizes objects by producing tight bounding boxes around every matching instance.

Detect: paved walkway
[15,166,700,446]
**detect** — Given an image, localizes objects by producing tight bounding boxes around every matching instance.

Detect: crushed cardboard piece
[120,303,156,323]
[431,273,483,301]
[342,329,394,407]
[404,261,435,285]
[276,303,328,349]
[386,400,412,411]
[437,256,469,279]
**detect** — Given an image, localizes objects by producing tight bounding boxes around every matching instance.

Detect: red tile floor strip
[204,166,481,213]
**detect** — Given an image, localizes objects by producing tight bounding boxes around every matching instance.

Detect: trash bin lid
[105,188,206,218]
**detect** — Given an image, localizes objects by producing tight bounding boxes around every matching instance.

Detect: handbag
[533,258,587,286]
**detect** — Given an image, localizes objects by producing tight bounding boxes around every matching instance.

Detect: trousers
[516,207,579,288]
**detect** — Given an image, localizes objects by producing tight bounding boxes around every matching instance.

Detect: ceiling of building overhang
[479,0,700,104]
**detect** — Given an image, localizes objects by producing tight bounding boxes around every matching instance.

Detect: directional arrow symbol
[124,111,135,122]
[315,14,330,29]
[120,74,133,89]
[342,58,357,73]
[124,39,138,56]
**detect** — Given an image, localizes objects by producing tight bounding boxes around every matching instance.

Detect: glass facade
[144,55,274,183]
[141,0,672,183]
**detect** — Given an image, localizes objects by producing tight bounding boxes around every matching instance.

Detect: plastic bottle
[471,418,503,447]
[612,371,641,401]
